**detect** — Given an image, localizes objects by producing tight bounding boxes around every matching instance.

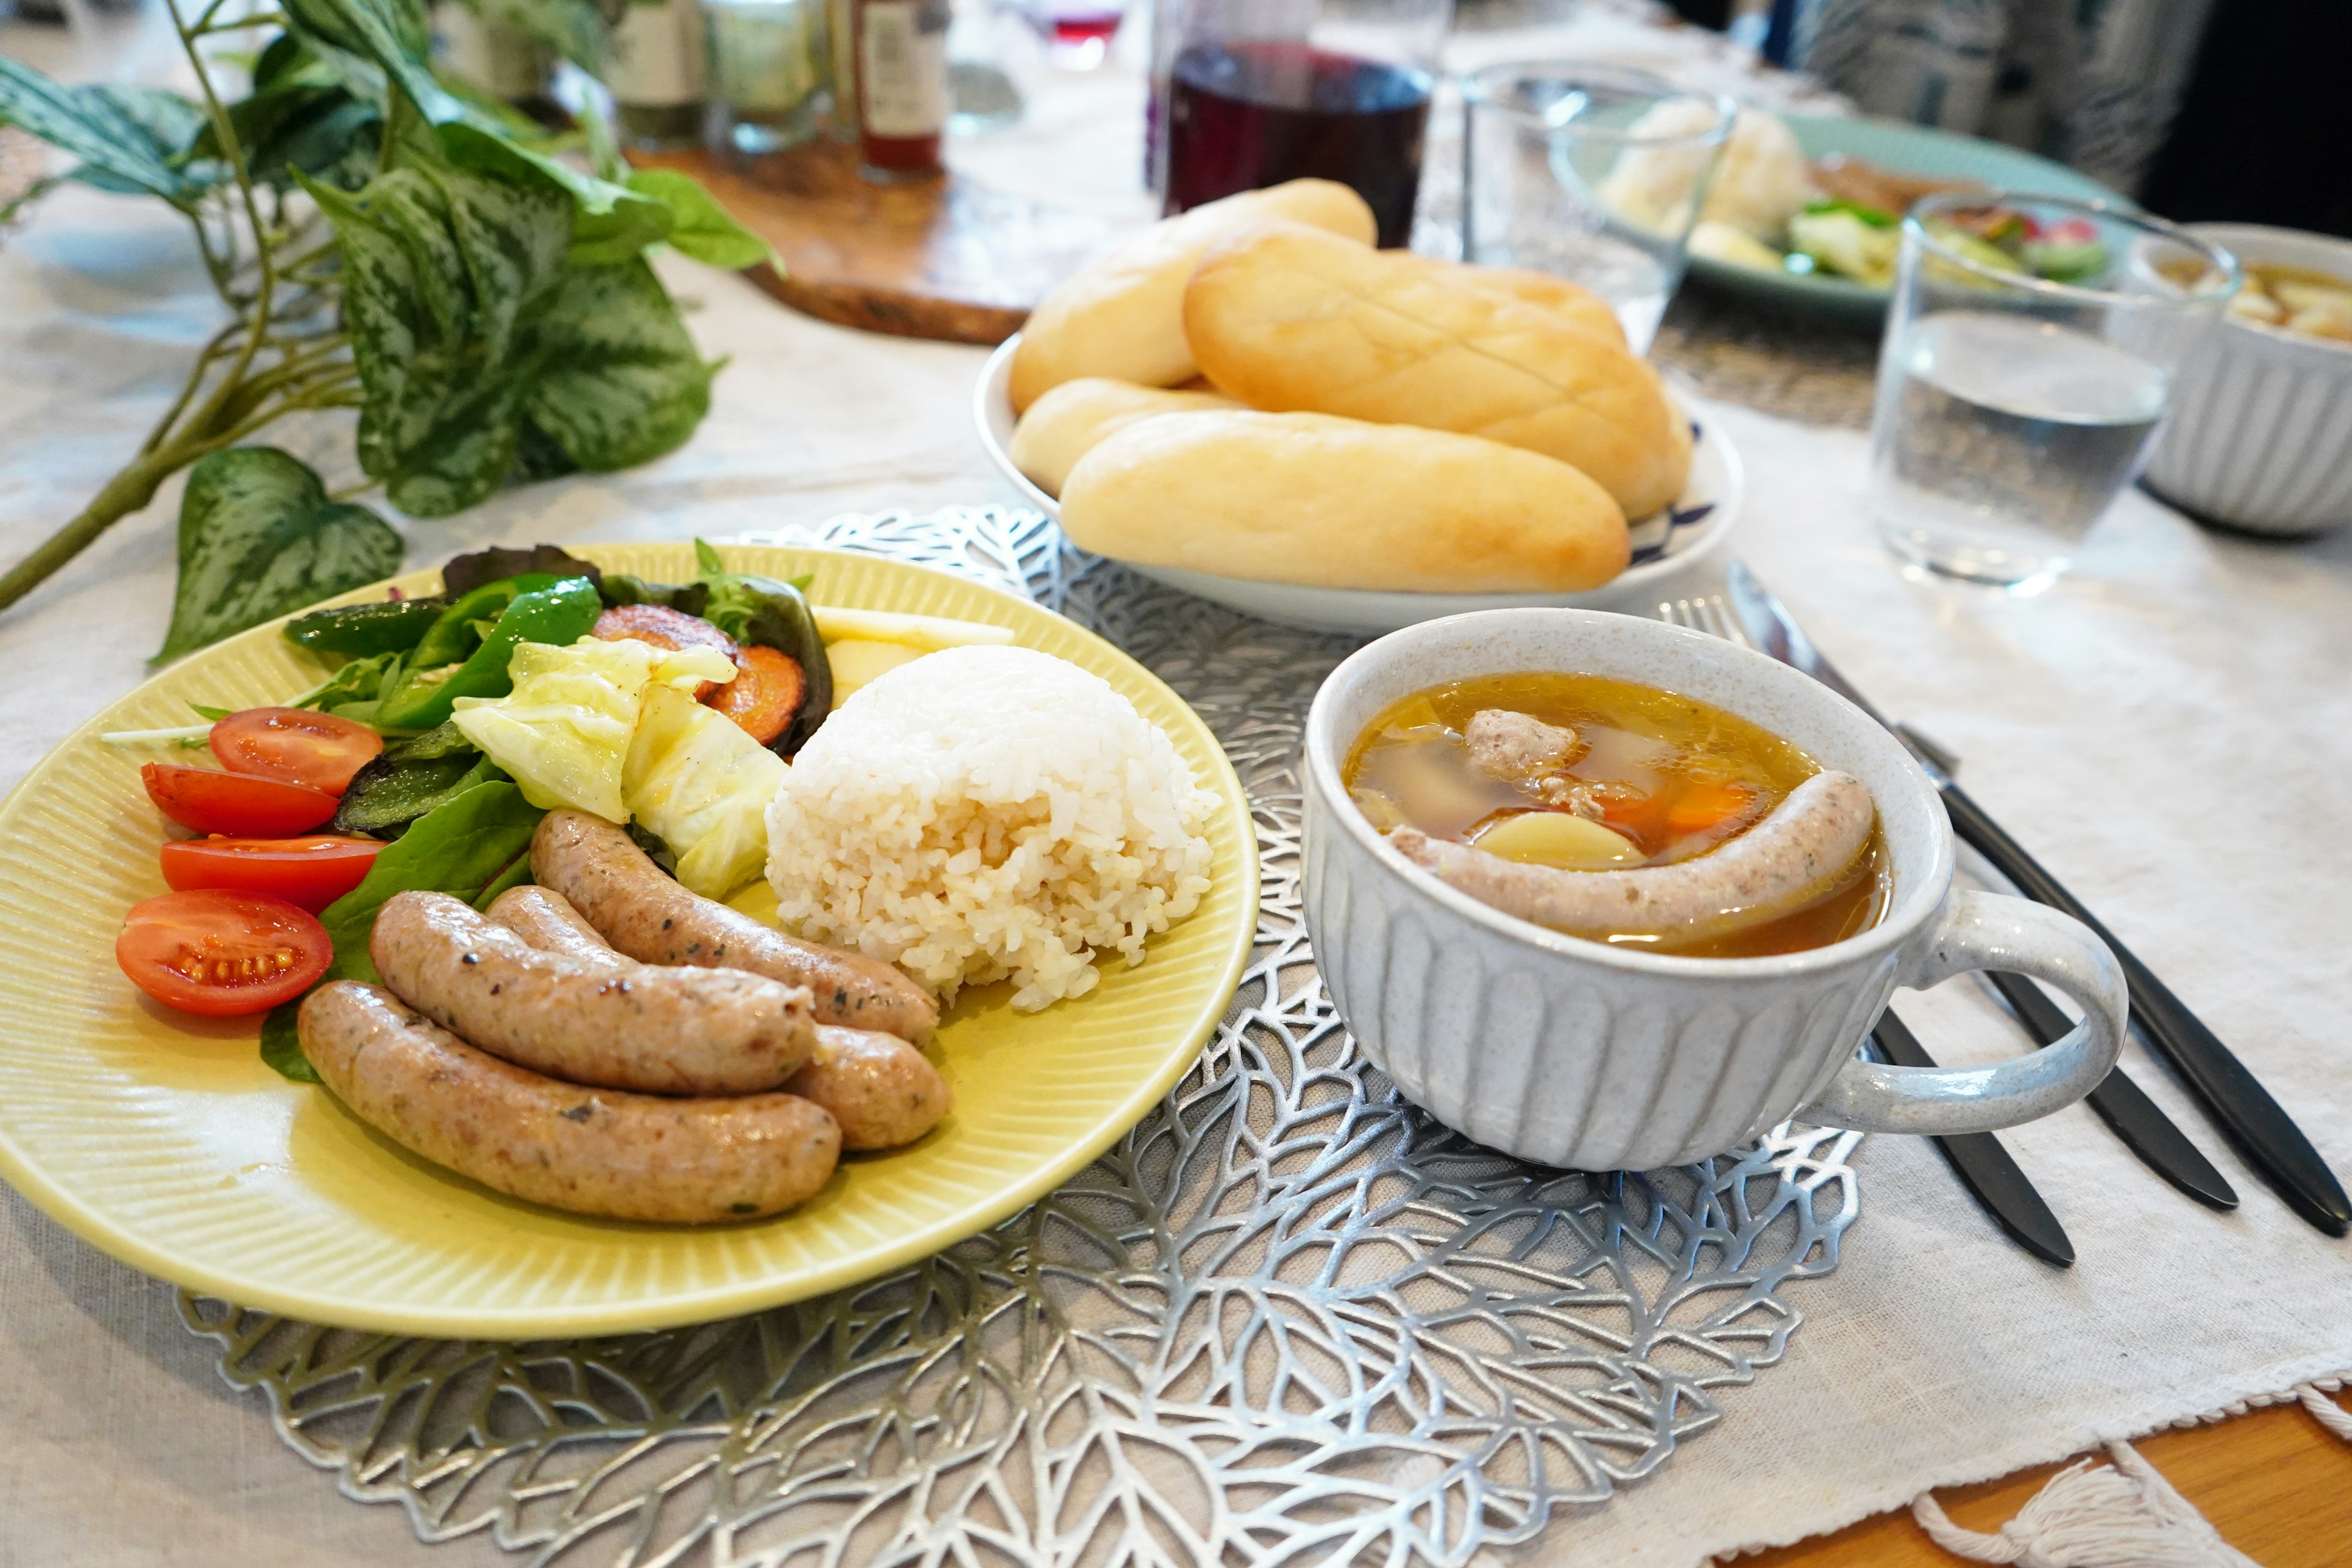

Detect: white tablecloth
[4,17,2352,1568]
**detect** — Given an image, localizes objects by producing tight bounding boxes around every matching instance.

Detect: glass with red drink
[1153,0,1453,249]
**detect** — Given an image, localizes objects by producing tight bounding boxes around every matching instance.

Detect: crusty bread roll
[1008,180,1378,412]
[1058,411,1630,594]
[1009,378,1241,497]
[1184,224,1693,519]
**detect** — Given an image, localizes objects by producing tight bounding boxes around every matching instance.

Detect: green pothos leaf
[157,448,406,662]
[624,168,772,270]
[301,127,573,515]
[281,0,451,118]
[0,61,213,202]
[524,258,712,470]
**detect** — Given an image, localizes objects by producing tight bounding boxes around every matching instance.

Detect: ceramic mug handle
[1806,889,2128,1136]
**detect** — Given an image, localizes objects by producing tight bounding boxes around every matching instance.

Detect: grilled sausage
[370,891,817,1095]
[484,884,624,965]
[1389,770,1875,938]
[488,884,953,1151]
[532,809,940,1046]
[299,981,840,1223]
[784,1028,954,1151]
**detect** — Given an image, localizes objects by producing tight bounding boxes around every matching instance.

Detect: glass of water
[1869,192,2240,590]
[1461,62,1734,351]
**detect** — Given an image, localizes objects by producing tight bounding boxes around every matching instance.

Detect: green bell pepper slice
[408,573,563,673]
[376,576,603,732]
[284,596,450,656]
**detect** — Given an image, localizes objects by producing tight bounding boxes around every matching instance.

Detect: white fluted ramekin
[1300,610,2127,1170]
[2143,224,2352,537]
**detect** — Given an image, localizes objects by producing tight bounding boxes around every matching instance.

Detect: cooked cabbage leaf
[451,636,733,820]
[623,684,785,898]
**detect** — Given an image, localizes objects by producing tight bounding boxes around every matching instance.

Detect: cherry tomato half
[160,834,383,913]
[116,889,332,1017]
[210,707,383,795]
[142,763,338,837]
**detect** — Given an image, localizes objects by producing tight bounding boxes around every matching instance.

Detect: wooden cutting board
[637,141,1134,345]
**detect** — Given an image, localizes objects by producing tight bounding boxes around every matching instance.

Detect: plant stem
[0,452,181,616]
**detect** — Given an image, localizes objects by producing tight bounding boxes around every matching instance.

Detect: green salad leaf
[262,778,544,1080]
[156,448,405,662]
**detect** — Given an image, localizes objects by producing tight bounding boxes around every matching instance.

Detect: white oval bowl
[973,336,1744,635]
[2142,223,2352,537]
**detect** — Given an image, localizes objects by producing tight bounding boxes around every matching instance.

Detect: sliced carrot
[1665,779,1757,837]
[704,644,805,745]
[593,605,736,699]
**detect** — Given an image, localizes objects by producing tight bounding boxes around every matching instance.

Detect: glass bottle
[608,0,706,151]
[848,0,950,178]
[703,0,827,160]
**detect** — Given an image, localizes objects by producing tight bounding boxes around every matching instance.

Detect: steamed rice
[764,644,1217,1011]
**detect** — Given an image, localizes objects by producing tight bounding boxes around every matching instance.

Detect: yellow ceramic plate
[0,544,1257,1338]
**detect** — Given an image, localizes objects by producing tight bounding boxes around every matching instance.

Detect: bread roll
[1008,180,1378,412]
[1058,411,1629,594]
[1431,260,1626,345]
[1009,378,1241,497]
[1184,224,1693,518]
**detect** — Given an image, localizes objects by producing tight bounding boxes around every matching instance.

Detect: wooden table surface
[1755,1388,2352,1564]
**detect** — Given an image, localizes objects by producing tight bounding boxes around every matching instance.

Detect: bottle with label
[851,0,949,178]
[608,0,706,150]
[702,0,826,160]
[433,2,560,121]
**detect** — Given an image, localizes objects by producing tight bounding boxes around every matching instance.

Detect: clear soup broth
[1346,671,1890,958]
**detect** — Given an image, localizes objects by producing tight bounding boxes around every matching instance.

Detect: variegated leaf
[157,448,404,661]
[523,258,711,471]
[0,61,211,202]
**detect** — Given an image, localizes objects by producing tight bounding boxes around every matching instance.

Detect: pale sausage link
[371,891,816,1095]
[488,884,953,1151]
[299,981,840,1223]
[1389,770,1875,938]
[531,810,941,1046]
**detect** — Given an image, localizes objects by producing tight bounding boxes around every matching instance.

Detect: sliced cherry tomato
[160,834,384,913]
[142,763,338,837]
[704,644,805,745]
[593,605,736,700]
[209,707,383,795]
[116,889,331,1017]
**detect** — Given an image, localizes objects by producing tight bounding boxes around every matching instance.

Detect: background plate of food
[1673,111,2128,323]
[0,543,1257,1338]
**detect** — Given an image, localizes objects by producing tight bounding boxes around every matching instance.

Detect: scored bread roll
[1010,377,1241,497]
[1431,260,1627,345]
[1058,410,1630,594]
[1008,179,1378,412]
[1184,223,1693,519]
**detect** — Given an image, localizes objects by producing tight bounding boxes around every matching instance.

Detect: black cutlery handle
[1871,1009,2073,1267]
[1942,780,2348,1237]
[1984,970,2238,1212]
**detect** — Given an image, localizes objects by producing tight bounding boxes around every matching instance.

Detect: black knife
[1725,561,2350,1238]
[1872,1008,2073,1267]
[1985,969,2238,1212]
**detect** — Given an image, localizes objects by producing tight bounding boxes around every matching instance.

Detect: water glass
[1869,192,2240,590]
[1460,62,1733,352]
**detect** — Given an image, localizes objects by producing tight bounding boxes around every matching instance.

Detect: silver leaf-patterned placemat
[181,507,1864,1568]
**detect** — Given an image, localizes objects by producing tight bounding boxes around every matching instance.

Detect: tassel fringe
[1910,1442,2258,1567]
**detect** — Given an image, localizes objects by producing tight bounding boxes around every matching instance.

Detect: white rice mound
[765,644,1218,1011]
